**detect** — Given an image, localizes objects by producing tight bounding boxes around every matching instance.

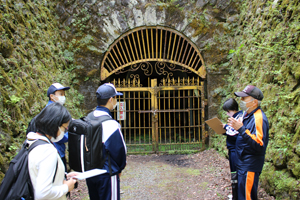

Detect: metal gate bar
[111,77,206,154]
[101,26,206,81]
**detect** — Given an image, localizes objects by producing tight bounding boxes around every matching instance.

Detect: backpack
[0,139,56,200]
[68,113,113,173]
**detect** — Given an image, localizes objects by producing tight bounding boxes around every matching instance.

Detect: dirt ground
[69,149,275,200]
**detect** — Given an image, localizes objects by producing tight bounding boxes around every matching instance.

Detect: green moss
[287,153,300,178]
[166,4,184,19]
[185,168,201,176]
[144,3,154,9]
[0,39,14,58]
[273,149,287,169]
[87,69,98,77]
[0,0,85,182]
[190,18,208,37]
[261,162,300,198]
[212,8,221,13]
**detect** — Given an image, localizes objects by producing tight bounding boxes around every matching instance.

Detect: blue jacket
[47,101,68,158]
[223,111,243,151]
[236,107,269,172]
[93,106,127,175]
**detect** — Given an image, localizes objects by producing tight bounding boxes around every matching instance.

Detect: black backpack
[0,139,55,200]
[68,113,113,173]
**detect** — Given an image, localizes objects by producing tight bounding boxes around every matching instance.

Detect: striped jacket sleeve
[103,120,127,174]
[237,109,268,152]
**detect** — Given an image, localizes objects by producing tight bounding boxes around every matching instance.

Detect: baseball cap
[47,83,70,97]
[96,83,123,99]
[234,85,264,100]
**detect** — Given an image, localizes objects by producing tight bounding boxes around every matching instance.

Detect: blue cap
[96,83,123,99]
[47,83,70,97]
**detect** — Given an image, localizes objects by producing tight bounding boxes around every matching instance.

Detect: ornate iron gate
[101,26,208,154]
[111,76,206,154]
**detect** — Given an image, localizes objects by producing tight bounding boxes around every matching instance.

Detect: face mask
[239,99,254,112]
[111,100,117,110]
[226,111,235,117]
[51,127,65,142]
[55,95,66,105]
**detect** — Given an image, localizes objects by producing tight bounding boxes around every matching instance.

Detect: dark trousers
[86,173,120,200]
[237,170,260,200]
[228,150,237,172]
[228,150,238,200]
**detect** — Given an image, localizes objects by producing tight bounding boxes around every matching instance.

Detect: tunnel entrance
[100,26,207,153]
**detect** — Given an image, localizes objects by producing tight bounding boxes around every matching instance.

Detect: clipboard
[205,117,225,134]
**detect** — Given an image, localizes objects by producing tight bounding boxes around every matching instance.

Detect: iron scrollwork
[115,61,191,80]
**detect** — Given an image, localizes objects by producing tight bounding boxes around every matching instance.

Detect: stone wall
[55,0,239,114]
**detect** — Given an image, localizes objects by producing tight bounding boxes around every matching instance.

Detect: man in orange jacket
[227,85,269,200]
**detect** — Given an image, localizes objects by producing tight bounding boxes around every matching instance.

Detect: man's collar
[245,106,261,118]
[46,100,54,107]
[233,110,243,118]
[96,106,111,115]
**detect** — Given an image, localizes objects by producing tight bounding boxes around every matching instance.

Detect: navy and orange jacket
[236,106,269,172]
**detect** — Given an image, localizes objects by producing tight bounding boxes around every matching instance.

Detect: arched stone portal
[55,0,240,153]
[100,26,207,154]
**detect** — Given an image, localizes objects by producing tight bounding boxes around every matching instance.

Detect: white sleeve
[225,125,239,136]
[31,146,68,200]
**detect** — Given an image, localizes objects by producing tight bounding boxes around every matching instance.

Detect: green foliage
[0,0,85,180]
[6,95,23,105]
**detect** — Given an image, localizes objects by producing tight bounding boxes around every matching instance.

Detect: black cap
[234,85,264,100]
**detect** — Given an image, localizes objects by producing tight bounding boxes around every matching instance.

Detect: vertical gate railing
[156,77,205,153]
[111,77,206,154]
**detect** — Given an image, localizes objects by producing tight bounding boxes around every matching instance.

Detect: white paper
[73,169,107,180]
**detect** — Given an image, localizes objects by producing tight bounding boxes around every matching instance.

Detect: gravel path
[70,149,275,200]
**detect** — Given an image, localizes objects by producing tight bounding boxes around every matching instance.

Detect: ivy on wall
[0,0,85,180]
[211,0,300,199]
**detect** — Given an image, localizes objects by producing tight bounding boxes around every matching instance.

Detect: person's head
[96,83,123,110]
[35,102,71,142]
[222,98,239,117]
[47,83,70,105]
[234,85,263,113]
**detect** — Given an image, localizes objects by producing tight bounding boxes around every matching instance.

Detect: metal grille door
[111,77,206,154]
[156,77,205,153]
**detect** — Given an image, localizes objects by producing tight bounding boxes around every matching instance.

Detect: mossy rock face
[0,39,14,58]
[291,162,300,179]
[261,162,300,199]
[87,69,98,77]
[295,142,300,156]
[287,153,300,178]
[0,54,9,71]
[273,149,287,169]
[260,162,276,194]
[0,0,85,182]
